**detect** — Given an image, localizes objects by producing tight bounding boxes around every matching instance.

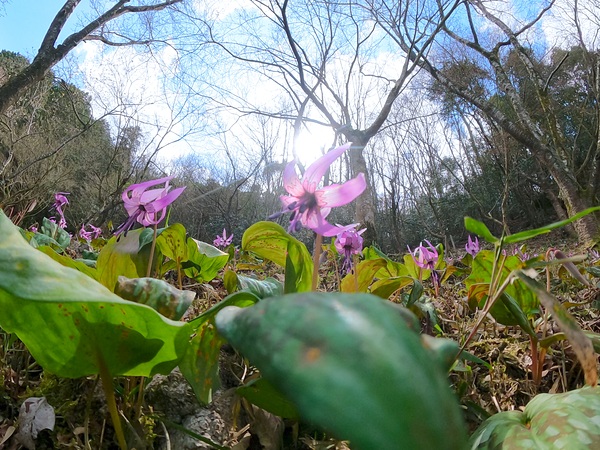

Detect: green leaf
[466,250,538,324]
[0,210,191,378]
[40,217,71,250]
[503,206,600,244]
[341,258,387,292]
[370,276,414,299]
[464,217,499,244]
[215,293,467,450]
[180,291,259,404]
[585,266,600,278]
[516,271,597,386]
[470,386,600,449]
[96,229,155,291]
[223,272,283,298]
[37,246,98,280]
[242,221,313,293]
[115,276,195,320]
[183,238,229,283]
[237,378,300,419]
[155,223,188,275]
[499,293,537,339]
[407,279,424,307]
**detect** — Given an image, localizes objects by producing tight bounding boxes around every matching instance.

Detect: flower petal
[123,176,173,200]
[149,186,186,212]
[282,161,305,197]
[316,173,366,208]
[302,143,352,189]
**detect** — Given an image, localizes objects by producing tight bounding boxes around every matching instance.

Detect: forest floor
[1,230,599,449]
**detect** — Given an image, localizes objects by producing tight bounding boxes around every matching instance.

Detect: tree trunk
[346,139,377,246]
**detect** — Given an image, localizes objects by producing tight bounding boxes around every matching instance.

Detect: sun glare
[294,127,336,165]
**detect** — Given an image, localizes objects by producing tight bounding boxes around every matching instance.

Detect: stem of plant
[353,253,359,292]
[134,377,146,421]
[146,223,158,278]
[312,233,323,291]
[98,358,127,450]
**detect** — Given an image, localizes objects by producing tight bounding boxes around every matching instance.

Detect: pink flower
[214,229,233,248]
[465,235,480,256]
[115,176,185,235]
[80,224,103,241]
[335,226,366,273]
[408,240,438,270]
[271,143,367,236]
[53,192,69,229]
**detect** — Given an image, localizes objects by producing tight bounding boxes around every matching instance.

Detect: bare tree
[0,0,182,115]
[187,0,461,242]
[369,0,600,243]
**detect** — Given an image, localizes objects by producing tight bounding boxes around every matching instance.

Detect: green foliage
[180,291,259,404]
[97,229,156,291]
[237,378,300,419]
[156,223,229,282]
[470,387,600,449]
[0,210,191,378]
[115,276,195,320]
[223,270,284,297]
[466,250,538,323]
[215,292,467,450]
[242,221,313,293]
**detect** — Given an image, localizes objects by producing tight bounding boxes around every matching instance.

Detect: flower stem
[146,224,158,278]
[353,253,359,292]
[98,358,127,450]
[312,233,323,291]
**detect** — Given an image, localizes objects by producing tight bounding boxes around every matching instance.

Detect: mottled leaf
[0,210,191,378]
[216,293,467,450]
[115,276,194,320]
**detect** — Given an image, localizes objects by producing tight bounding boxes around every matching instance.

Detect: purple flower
[115,176,186,236]
[80,224,103,241]
[29,225,38,233]
[465,235,480,257]
[335,226,366,273]
[270,143,367,237]
[214,228,233,248]
[408,240,438,270]
[53,192,69,229]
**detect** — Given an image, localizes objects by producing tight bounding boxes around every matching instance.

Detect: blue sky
[0,1,89,58]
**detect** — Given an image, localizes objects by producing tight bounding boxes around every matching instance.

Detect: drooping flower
[465,235,480,257]
[80,224,103,241]
[408,240,439,271]
[270,143,367,237]
[115,176,186,236]
[53,192,69,229]
[214,228,233,248]
[409,240,441,295]
[335,226,366,273]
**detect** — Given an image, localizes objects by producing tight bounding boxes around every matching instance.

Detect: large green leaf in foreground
[215,292,467,450]
[470,386,600,449]
[0,211,191,378]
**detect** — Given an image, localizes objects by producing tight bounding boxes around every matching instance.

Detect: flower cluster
[214,229,233,248]
[115,176,186,236]
[80,223,103,241]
